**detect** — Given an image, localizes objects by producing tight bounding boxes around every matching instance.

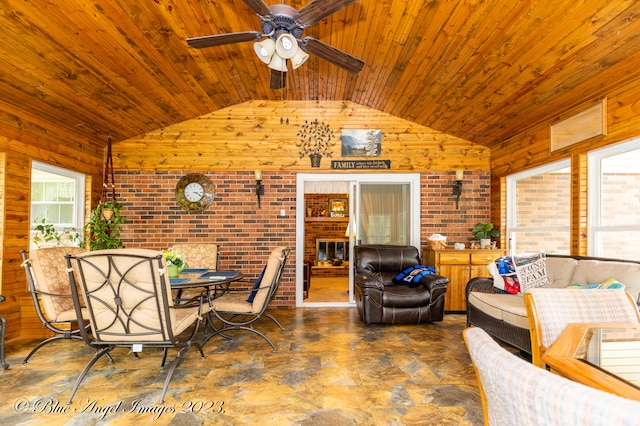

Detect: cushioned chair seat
[211,292,253,313]
[467,292,529,329]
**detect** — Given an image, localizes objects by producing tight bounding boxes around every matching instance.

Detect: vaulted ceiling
[2,0,640,153]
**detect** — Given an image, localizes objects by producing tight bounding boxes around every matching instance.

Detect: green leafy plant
[32,218,83,248]
[472,222,500,240]
[84,201,126,251]
[296,119,335,158]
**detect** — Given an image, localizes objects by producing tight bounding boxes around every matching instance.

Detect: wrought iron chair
[205,246,290,352]
[64,248,210,404]
[171,243,218,270]
[463,327,640,425]
[19,247,88,364]
[524,288,640,368]
[171,243,218,302]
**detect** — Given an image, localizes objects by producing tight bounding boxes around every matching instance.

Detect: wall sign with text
[331,160,390,169]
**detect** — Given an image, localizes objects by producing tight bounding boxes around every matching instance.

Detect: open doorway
[296,173,421,307]
[300,180,351,304]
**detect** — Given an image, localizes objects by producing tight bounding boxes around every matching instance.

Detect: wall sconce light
[255,170,264,208]
[453,170,463,209]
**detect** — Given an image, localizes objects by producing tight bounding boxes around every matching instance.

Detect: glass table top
[576,326,640,389]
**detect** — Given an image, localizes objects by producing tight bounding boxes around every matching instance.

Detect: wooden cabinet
[424,248,503,312]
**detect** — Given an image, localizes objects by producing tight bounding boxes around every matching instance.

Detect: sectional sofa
[466,254,640,354]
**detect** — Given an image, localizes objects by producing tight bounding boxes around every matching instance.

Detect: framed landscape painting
[341,130,382,157]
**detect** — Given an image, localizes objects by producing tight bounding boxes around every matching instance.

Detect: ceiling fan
[186,0,365,89]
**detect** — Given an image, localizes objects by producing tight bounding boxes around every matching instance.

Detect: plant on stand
[84,201,126,250]
[296,119,335,168]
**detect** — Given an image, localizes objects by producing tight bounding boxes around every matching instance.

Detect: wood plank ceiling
[2,0,640,153]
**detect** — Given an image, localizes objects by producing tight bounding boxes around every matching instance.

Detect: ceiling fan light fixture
[268,53,288,72]
[254,38,276,64]
[291,49,309,69]
[275,34,299,59]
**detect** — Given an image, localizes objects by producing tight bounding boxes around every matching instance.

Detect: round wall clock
[175,173,214,212]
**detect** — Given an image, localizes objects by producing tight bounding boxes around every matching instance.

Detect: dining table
[169,268,244,334]
[169,268,244,303]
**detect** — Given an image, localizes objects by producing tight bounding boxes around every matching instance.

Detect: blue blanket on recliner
[392,265,436,287]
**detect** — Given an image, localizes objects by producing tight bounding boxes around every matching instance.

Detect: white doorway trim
[295,173,421,307]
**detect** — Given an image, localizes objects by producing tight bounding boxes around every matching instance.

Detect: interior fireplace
[316,238,349,264]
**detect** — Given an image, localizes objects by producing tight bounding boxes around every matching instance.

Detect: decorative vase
[480,238,491,249]
[167,265,179,278]
[310,154,322,168]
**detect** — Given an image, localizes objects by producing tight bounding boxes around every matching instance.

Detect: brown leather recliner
[354,245,449,324]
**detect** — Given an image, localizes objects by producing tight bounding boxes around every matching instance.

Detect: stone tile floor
[0,308,482,425]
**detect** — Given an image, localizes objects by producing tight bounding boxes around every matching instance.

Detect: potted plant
[32,218,83,248]
[296,119,335,167]
[84,201,126,251]
[472,222,500,249]
[163,248,186,278]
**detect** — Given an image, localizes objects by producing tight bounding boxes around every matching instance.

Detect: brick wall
[113,170,491,308]
[116,170,297,308]
[421,171,492,246]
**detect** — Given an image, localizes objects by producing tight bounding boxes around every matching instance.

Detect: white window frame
[588,138,640,257]
[31,161,85,231]
[506,159,571,255]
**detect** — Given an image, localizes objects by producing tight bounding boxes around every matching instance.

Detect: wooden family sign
[331,160,391,170]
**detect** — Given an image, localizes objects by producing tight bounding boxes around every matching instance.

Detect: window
[31,162,85,232]
[507,160,571,255]
[588,139,640,260]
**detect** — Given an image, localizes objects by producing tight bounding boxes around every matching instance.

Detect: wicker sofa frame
[465,254,640,355]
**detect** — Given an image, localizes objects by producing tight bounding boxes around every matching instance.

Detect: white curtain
[359,183,409,245]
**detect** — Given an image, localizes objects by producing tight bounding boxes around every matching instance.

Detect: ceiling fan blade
[187,31,262,49]
[242,0,272,17]
[298,0,358,27]
[270,70,287,90]
[299,37,364,73]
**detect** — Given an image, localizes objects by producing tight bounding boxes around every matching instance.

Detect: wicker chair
[464,327,640,426]
[524,288,640,368]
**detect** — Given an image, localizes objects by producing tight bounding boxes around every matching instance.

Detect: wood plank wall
[112,101,489,172]
[0,133,104,342]
[490,78,640,254]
